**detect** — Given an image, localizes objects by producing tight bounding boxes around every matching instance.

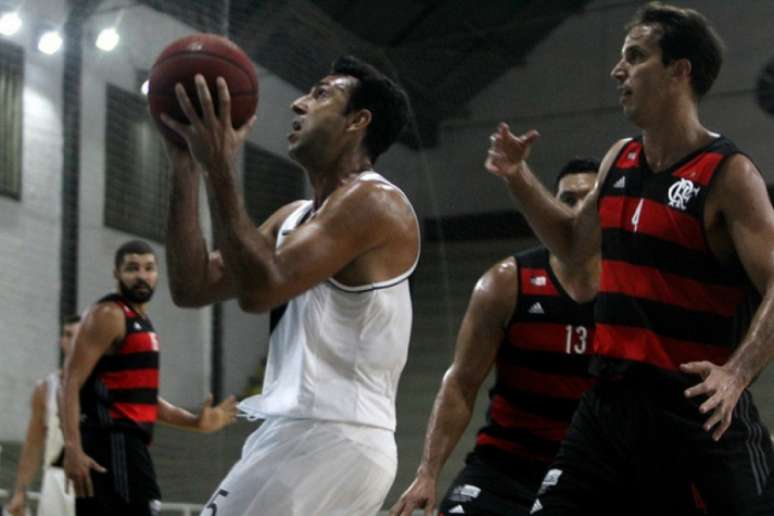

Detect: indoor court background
[1,0,774,513]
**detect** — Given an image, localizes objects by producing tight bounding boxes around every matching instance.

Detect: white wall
[0,0,67,440]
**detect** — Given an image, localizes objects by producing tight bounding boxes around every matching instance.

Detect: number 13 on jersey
[565,325,588,354]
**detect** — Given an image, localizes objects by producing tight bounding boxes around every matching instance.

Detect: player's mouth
[288,119,302,142]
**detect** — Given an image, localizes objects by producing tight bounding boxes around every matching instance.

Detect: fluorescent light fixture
[38,30,63,54]
[140,79,149,96]
[0,12,22,36]
[95,27,119,51]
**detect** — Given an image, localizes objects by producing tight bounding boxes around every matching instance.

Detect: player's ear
[348,109,372,132]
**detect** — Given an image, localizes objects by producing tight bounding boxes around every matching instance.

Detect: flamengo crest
[667,178,700,210]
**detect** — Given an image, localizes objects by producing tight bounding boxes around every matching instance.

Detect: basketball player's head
[289,55,410,167]
[60,314,81,355]
[554,158,599,212]
[114,240,158,304]
[612,3,724,123]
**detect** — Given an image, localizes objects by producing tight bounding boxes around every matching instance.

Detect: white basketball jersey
[43,372,65,467]
[239,172,419,431]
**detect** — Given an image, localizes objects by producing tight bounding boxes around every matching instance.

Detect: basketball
[148,33,258,147]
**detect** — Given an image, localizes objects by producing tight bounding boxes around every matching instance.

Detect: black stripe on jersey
[498,347,592,377]
[595,292,736,347]
[490,384,581,421]
[99,352,159,372]
[478,423,560,457]
[601,228,742,285]
[512,297,594,326]
[109,388,158,405]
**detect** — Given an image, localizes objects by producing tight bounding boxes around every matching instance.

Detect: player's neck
[640,103,713,172]
[307,151,373,209]
[549,253,598,303]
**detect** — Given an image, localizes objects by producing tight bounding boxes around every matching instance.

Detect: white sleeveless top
[239,172,419,431]
[43,372,65,467]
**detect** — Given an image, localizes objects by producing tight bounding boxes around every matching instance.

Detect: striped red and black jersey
[80,294,160,443]
[475,247,595,467]
[595,136,759,373]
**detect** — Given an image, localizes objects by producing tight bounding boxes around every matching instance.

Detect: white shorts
[200,417,397,516]
[37,467,75,516]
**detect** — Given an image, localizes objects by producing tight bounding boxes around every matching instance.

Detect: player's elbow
[237,291,271,314]
[169,284,208,308]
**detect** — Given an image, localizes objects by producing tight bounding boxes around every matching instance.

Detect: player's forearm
[166,166,212,307]
[59,381,84,454]
[157,397,200,431]
[205,163,277,310]
[727,279,774,385]
[417,375,476,480]
[13,436,43,492]
[503,163,581,263]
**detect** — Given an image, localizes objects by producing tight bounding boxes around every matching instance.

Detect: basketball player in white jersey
[160,55,418,515]
[7,316,80,516]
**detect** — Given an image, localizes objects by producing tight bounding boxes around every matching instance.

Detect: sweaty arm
[207,172,403,313]
[682,154,774,440]
[7,382,47,514]
[60,303,120,496]
[390,258,518,516]
[485,124,624,265]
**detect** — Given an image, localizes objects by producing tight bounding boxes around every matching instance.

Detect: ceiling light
[0,12,22,36]
[95,27,119,51]
[38,30,63,54]
[140,79,149,96]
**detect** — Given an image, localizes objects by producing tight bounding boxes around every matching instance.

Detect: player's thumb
[203,393,214,408]
[91,459,108,473]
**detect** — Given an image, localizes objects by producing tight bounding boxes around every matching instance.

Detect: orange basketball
[148,33,258,147]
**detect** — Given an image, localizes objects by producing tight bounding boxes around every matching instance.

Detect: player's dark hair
[554,157,600,193]
[61,314,81,330]
[627,2,724,99]
[331,55,410,163]
[114,240,155,269]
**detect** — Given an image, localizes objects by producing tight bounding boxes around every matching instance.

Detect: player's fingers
[174,83,202,127]
[85,473,95,498]
[90,458,108,473]
[159,113,191,139]
[195,75,217,127]
[235,115,256,141]
[680,360,712,377]
[713,410,733,441]
[700,392,722,415]
[217,77,232,128]
[684,380,711,399]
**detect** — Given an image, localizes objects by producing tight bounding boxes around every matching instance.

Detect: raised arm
[60,304,119,497]
[7,382,47,516]
[682,154,774,440]
[485,123,623,266]
[390,257,517,516]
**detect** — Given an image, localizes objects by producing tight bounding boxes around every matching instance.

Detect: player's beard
[119,279,155,304]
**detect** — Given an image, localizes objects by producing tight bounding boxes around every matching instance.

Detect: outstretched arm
[7,382,47,516]
[683,154,774,440]
[157,394,237,433]
[485,124,622,266]
[390,258,517,516]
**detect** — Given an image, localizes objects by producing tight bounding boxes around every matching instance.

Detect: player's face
[115,253,158,304]
[610,24,672,126]
[59,321,80,355]
[288,75,358,163]
[556,172,596,213]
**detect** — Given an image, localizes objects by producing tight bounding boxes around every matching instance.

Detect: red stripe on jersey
[506,322,569,353]
[109,402,157,423]
[599,196,705,251]
[497,363,595,400]
[601,260,744,317]
[119,332,159,355]
[614,141,642,169]
[520,267,559,296]
[594,324,733,371]
[489,395,569,441]
[101,369,159,390]
[475,433,553,463]
[673,152,724,186]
